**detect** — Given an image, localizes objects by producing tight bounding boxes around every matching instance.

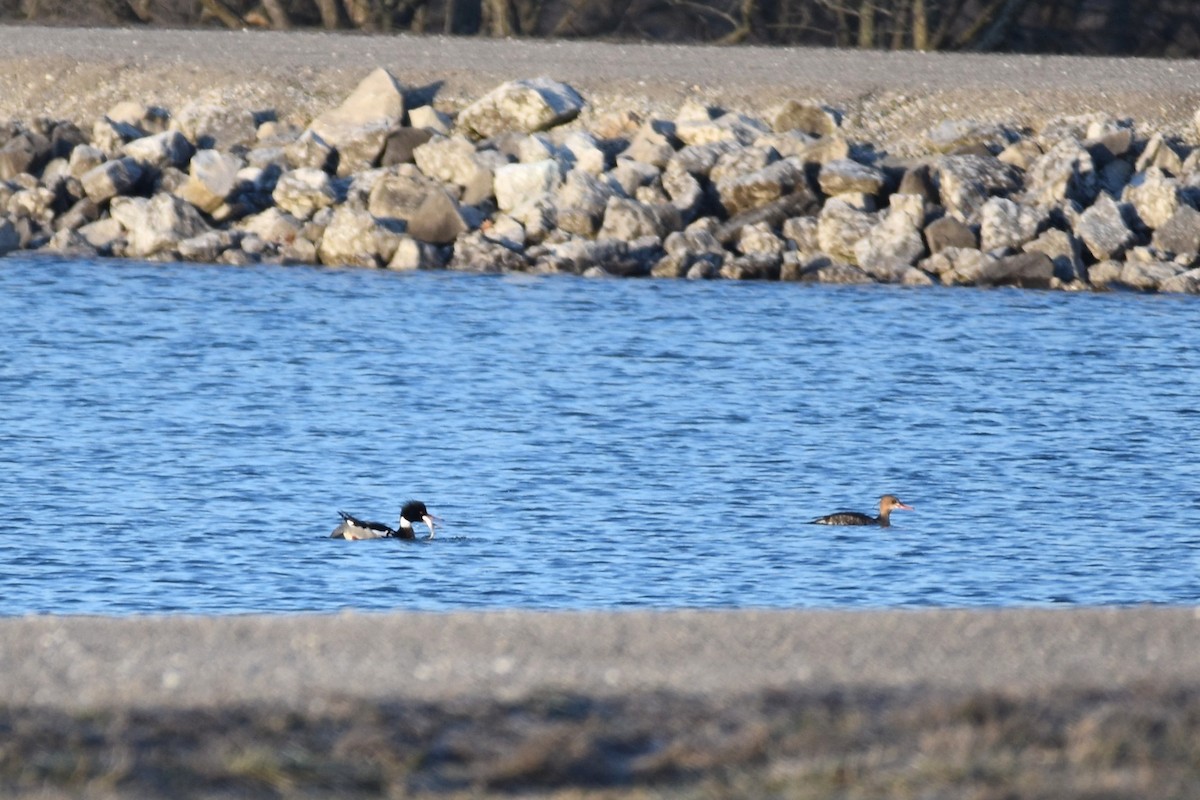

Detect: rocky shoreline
[3,53,1200,291]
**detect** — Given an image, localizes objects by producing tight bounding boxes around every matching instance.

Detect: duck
[810,494,913,527]
[331,500,436,540]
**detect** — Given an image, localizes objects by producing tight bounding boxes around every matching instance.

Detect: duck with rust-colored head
[810,495,913,527]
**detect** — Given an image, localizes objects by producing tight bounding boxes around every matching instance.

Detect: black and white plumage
[331,500,436,540]
[810,494,913,527]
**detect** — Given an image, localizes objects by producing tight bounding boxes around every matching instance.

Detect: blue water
[2,255,1199,614]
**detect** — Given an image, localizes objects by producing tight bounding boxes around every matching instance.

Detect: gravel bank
[3,26,1200,143]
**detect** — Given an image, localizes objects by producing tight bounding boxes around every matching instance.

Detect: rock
[1025,139,1098,207]
[737,221,784,256]
[855,205,926,278]
[798,260,873,284]
[661,160,704,222]
[76,216,125,253]
[979,196,1044,251]
[1023,228,1085,284]
[1160,267,1200,293]
[1151,205,1200,258]
[449,230,529,272]
[122,130,195,170]
[675,112,769,147]
[80,157,143,203]
[598,196,675,240]
[271,167,338,218]
[1118,259,1185,291]
[897,164,937,205]
[1135,133,1183,174]
[68,145,106,179]
[920,246,996,286]
[717,157,807,216]
[0,218,18,255]
[178,229,238,262]
[553,169,615,237]
[767,101,839,136]
[622,120,677,168]
[366,167,442,223]
[1076,195,1135,260]
[609,158,661,196]
[407,106,453,135]
[1122,167,1179,230]
[720,252,781,280]
[1085,118,1134,161]
[494,159,562,214]
[561,131,608,175]
[935,154,1021,222]
[406,188,469,245]
[380,128,434,167]
[0,131,49,179]
[924,214,977,253]
[652,227,726,278]
[172,101,257,151]
[926,119,1010,154]
[387,236,448,270]
[413,135,485,187]
[177,149,243,214]
[53,197,101,232]
[110,193,211,258]
[317,206,402,267]
[818,198,878,263]
[818,158,886,197]
[998,139,1044,171]
[670,141,739,177]
[977,251,1055,289]
[91,117,144,157]
[285,130,337,172]
[457,78,584,139]
[715,188,820,244]
[307,67,405,176]
[237,207,304,246]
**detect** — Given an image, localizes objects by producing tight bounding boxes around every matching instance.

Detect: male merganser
[331,500,436,540]
[810,495,913,527]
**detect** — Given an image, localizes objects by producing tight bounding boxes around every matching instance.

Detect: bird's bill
[896,501,914,511]
[422,515,436,539]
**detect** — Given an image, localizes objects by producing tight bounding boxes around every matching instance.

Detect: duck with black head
[331,500,436,540]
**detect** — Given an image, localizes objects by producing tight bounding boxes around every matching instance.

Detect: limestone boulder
[494,159,562,214]
[717,157,807,216]
[553,169,616,237]
[307,68,405,176]
[818,199,878,263]
[767,101,839,136]
[457,78,584,139]
[1024,139,1098,207]
[405,188,469,245]
[110,194,211,258]
[979,196,1044,252]
[271,167,338,218]
[924,215,977,253]
[1076,195,1135,260]
[1151,205,1200,259]
[122,130,195,171]
[977,252,1055,289]
[177,149,244,214]
[316,205,403,267]
[80,157,143,203]
[387,236,449,270]
[172,101,258,151]
[598,196,675,241]
[934,154,1021,222]
[449,230,530,272]
[1122,167,1179,231]
[1023,228,1085,284]
[818,158,886,197]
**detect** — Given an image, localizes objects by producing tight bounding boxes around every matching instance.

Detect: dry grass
[1,683,1198,798]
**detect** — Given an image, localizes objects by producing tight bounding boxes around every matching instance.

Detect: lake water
[3,255,1199,614]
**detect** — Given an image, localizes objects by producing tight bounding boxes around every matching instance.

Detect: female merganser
[810,494,913,527]
[331,500,436,540]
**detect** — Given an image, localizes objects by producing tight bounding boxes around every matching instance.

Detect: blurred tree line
[7,0,1199,56]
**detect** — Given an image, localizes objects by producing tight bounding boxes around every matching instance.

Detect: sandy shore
[2,26,1200,148]
[2,608,1199,796]
[4,608,1200,710]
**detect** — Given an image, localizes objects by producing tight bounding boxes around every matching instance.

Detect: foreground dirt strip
[1,609,1198,797]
